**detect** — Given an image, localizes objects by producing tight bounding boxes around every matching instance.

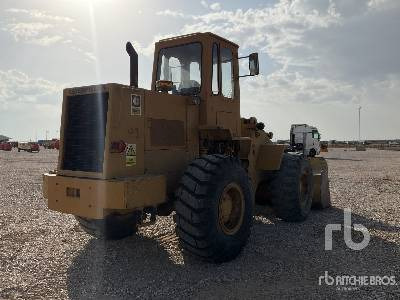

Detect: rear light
[110,141,126,153]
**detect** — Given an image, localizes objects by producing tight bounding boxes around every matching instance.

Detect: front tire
[175,155,253,263]
[75,213,139,240]
[269,154,313,222]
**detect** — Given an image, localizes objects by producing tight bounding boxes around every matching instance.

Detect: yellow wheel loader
[43,32,330,263]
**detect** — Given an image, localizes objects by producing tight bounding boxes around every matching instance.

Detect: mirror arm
[222,56,249,63]
[238,74,256,78]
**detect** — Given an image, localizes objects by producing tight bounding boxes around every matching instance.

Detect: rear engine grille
[62,92,109,173]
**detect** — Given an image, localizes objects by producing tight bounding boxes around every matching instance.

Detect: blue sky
[0,0,399,141]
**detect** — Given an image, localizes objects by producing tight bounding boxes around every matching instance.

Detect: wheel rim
[218,183,245,235]
[299,171,310,207]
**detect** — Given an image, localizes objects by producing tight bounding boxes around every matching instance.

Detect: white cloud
[5,8,74,23]
[0,70,64,141]
[1,1,398,140]
[144,0,400,139]
[156,10,185,18]
[130,35,170,57]
[3,22,57,44]
[69,45,97,63]
[30,35,64,46]
[210,3,222,11]
[3,7,94,63]
[200,1,222,11]
[0,69,64,111]
[168,0,400,106]
[367,0,399,10]
[2,8,75,46]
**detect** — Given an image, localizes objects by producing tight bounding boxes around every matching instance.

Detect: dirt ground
[0,148,399,299]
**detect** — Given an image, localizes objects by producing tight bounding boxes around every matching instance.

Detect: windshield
[157,43,202,95]
[312,130,320,140]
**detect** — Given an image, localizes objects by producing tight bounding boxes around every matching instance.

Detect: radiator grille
[62,92,108,173]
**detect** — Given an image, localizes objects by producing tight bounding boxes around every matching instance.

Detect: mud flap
[309,157,331,209]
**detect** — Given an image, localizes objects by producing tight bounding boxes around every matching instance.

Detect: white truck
[289,124,321,157]
[18,142,40,153]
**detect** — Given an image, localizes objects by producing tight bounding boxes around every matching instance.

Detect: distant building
[0,135,10,142]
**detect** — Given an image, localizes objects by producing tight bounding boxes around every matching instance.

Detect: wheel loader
[43,32,331,263]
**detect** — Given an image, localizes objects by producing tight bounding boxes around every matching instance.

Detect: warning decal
[131,94,141,116]
[125,144,137,167]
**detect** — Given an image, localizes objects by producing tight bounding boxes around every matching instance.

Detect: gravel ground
[0,148,399,299]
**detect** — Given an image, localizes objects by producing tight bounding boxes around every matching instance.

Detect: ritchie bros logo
[318,271,397,291]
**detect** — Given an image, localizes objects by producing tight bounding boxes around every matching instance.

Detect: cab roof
[158,32,239,48]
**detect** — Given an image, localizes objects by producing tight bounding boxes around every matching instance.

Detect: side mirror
[249,53,259,76]
[239,52,260,78]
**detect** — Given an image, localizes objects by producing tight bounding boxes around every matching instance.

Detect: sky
[0,0,399,141]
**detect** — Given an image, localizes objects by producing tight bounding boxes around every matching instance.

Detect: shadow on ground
[67,207,400,299]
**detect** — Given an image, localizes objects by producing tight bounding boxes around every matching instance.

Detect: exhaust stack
[126,42,138,88]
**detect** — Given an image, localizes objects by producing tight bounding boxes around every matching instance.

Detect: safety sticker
[125,143,137,167]
[131,94,141,116]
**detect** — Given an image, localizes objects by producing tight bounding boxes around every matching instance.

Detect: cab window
[157,42,202,95]
[221,47,234,98]
[312,131,320,139]
[212,43,219,95]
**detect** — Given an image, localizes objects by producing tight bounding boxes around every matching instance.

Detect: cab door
[209,41,240,137]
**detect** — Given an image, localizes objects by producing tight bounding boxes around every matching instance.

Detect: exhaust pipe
[126,42,138,88]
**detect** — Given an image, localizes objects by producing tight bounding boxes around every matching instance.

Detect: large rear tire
[175,154,253,263]
[269,154,313,222]
[75,213,139,240]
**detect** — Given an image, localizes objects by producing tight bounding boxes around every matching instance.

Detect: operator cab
[152,32,259,96]
[151,32,259,135]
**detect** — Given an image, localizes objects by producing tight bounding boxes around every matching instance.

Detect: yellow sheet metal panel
[144,149,189,194]
[43,174,167,219]
[42,173,50,199]
[256,144,285,170]
[237,138,251,159]
[44,173,126,219]
[309,157,328,174]
[104,84,145,178]
[125,175,167,209]
[309,157,331,209]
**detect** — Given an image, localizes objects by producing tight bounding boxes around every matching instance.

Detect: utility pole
[358,106,361,142]
[46,130,49,141]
